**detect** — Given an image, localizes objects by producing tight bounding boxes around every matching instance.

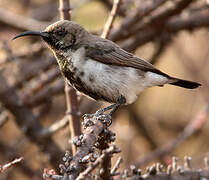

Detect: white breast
[68,48,169,104]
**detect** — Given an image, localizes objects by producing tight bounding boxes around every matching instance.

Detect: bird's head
[13,20,88,52]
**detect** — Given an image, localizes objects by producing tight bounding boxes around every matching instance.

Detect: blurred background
[0,0,208,179]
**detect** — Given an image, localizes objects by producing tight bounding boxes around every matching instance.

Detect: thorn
[148,164,157,176]
[172,157,178,172]
[177,166,184,175]
[156,163,163,173]
[184,156,192,169]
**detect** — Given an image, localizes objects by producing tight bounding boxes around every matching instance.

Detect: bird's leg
[83,96,126,119]
[96,96,126,116]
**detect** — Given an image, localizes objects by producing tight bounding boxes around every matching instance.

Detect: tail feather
[169,78,201,89]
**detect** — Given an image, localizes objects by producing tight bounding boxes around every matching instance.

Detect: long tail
[169,77,201,89]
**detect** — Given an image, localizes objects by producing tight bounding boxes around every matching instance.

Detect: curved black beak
[12,31,49,40]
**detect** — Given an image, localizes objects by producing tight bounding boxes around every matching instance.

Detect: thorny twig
[43,112,114,179]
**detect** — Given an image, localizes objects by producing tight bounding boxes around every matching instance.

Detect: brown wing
[85,36,170,77]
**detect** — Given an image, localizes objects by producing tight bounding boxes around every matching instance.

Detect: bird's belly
[74,59,148,104]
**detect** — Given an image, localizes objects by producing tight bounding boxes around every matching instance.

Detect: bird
[13,20,201,115]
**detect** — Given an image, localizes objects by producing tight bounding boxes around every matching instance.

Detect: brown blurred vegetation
[0,0,209,179]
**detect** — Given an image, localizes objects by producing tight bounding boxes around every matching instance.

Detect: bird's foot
[82,108,108,119]
[83,103,119,121]
[83,96,126,123]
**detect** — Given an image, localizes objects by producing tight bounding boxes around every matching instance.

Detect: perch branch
[67,113,112,179]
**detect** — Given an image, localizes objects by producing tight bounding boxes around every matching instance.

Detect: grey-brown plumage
[13,20,201,109]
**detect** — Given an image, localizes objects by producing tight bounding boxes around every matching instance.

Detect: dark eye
[57,31,65,37]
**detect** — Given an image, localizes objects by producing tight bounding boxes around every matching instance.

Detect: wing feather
[85,36,170,77]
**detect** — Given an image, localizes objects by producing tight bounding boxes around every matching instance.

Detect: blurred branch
[59,0,82,155]
[99,0,127,16]
[134,105,209,167]
[128,106,159,151]
[174,41,209,99]
[121,9,209,51]
[0,140,41,178]
[0,7,50,31]
[0,108,9,128]
[24,67,60,95]
[101,0,121,39]
[23,79,64,107]
[112,0,195,42]
[0,72,63,169]
[110,0,167,41]
[149,36,171,65]
[0,157,23,173]
[40,116,69,137]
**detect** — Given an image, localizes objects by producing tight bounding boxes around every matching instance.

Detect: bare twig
[0,157,23,173]
[59,0,82,155]
[76,145,119,180]
[121,10,209,52]
[24,79,64,107]
[111,157,123,176]
[101,0,121,39]
[112,0,196,42]
[110,0,167,41]
[134,105,209,167]
[0,140,41,178]
[40,116,69,137]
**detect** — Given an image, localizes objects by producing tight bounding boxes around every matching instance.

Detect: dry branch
[111,0,196,42]
[110,0,167,41]
[0,157,23,173]
[0,140,41,178]
[59,0,82,155]
[40,116,69,137]
[76,145,119,180]
[121,9,209,51]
